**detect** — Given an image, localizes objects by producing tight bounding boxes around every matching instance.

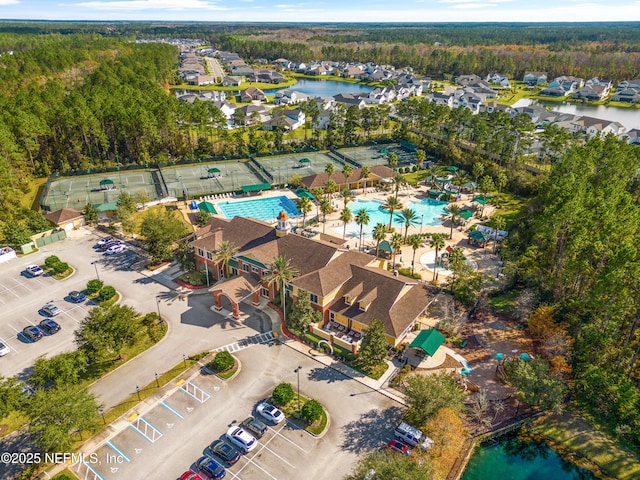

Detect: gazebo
[472,195,490,205]
[294,188,315,201]
[468,229,491,248]
[99,179,115,190]
[208,167,221,177]
[409,329,445,357]
[378,240,393,257]
[298,158,311,168]
[445,165,459,172]
[459,209,474,222]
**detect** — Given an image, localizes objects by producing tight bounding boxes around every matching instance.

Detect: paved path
[211,331,275,353]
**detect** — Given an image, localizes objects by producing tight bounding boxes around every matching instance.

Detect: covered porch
[211,274,263,320]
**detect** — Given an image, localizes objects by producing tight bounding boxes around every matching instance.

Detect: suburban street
[205,56,225,80]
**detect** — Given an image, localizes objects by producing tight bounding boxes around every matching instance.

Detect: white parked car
[106,244,126,255]
[256,401,285,424]
[25,265,44,277]
[226,426,257,452]
[0,342,10,357]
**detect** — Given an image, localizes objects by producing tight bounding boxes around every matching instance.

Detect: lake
[513,98,640,130]
[462,433,595,480]
[264,78,375,97]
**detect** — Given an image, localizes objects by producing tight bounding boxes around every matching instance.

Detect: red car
[386,439,412,456]
[180,470,205,480]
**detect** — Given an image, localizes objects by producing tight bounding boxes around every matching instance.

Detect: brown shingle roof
[293,250,372,296]
[330,265,436,337]
[192,216,276,253]
[301,165,394,190]
[45,208,83,225]
[211,274,261,303]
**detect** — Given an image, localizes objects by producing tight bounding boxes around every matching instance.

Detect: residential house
[222,76,242,87]
[308,64,331,76]
[621,128,640,145]
[273,90,310,106]
[238,86,267,103]
[230,65,254,77]
[250,69,286,84]
[341,65,364,79]
[45,208,85,231]
[617,79,640,90]
[212,101,236,125]
[427,91,454,108]
[187,75,216,86]
[262,109,306,131]
[455,74,485,86]
[539,85,568,97]
[332,93,367,109]
[611,87,640,103]
[585,78,612,89]
[365,87,396,105]
[485,73,511,88]
[453,90,485,114]
[574,84,610,101]
[570,116,626,138]
[523,71,548,86]
[481,101,512,114]
[236,105,269,125]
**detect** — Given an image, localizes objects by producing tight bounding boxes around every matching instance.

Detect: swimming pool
[332,198,448,239]
[217,195,301,222]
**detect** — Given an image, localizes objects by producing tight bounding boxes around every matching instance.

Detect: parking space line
[270,425,311,453]
[258,443,296,469]
[0,335,19,354]
[160,400,184,419]
[129,416,163,443]
[7,323,20,333]
[180,381,211,403]
[106,440,131,462]
[237,455,278,480]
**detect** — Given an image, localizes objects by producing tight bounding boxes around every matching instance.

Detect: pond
[462,433,596,480]
[512,98,640,130]
[263,78,375,97]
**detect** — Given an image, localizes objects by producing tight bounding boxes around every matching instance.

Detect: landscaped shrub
[99,286,116,301]
[301,399,324,423]
[211,351,234,372]
[272,382,295,407]
[87,279,104,294]
[44,256,60,269]
[53,262,69,274]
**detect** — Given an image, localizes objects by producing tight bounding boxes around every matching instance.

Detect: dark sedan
[22,325,44,342]
[195,456,225,480]
[208,439,240,466]
[39,319,61,335]
[69,291,87,303]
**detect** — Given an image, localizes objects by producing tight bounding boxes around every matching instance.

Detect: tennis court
[254,151,341,184]
[43,170,161,211]
[338,144,416,168]
[161,161,262,198]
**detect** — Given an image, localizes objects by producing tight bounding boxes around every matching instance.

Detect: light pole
[155,373,160,388]
[99,408,106,425]
[294,366,302,414]
[155,295,161,320]
[135,385,140,401]
[91,261,101,281]
[183,354,187,367]
[420,214,424,235]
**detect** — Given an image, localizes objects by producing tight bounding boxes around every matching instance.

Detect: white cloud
[69,0,225,10]
[449,2,498,7]
[0,0,19,4]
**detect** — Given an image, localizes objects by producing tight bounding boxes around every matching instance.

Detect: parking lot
[72,343,403,480]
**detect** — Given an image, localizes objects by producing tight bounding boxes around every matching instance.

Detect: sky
[1,0,640,23]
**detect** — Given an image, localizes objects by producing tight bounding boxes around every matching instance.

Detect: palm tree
[448,247,466,281]
[407,233,424,276]
[447,204,462,239]
[324,179,338,198]
[472,162,484,194]
[342,164,353,190]
[354,208,370,252]
[340,206,353,240]
[388,151,398,170]
[415,149,426,170]
[360,165,371,192]
[424,163,444,188]
[297,196,313,226]
[390,232,404,268]
[310,186,324,218]
[383,195,403,230]
[319,197,333,233]
[430,233,446,282]
[496,171,508,193]
[325,162,334,182]
[340,188,352,208]
[213,240,239,279]
[395,207,420,241]
[264,255,300,320]
[490,215,506,254]
[372,223,387,257]
[393,173,404,200]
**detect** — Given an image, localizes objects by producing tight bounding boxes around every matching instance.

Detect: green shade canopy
[428,190,442,197]
[298,158,311,164]
[208,167,221,174]
[379,148,389,154]
[198,201,217,214]
[469,229,491,242]
[409,329,445,356]
[241,183,272,193]
[99,179,114,186]
[472,195,490,205]
[95,202,118,212]
[435,177,449,183]
[459,209,473,220]
[446,165,459,171]
[444,188,459,195]
[464,181,477,189]
[295,188,315,200]
[378,240,393,253]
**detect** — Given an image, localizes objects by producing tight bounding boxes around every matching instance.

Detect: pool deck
[188,182,501,282]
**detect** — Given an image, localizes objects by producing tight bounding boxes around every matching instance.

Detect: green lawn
[487,288,520,315]
[21,176,48,211]
[533,411,640,480]
[490,192,528,230]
